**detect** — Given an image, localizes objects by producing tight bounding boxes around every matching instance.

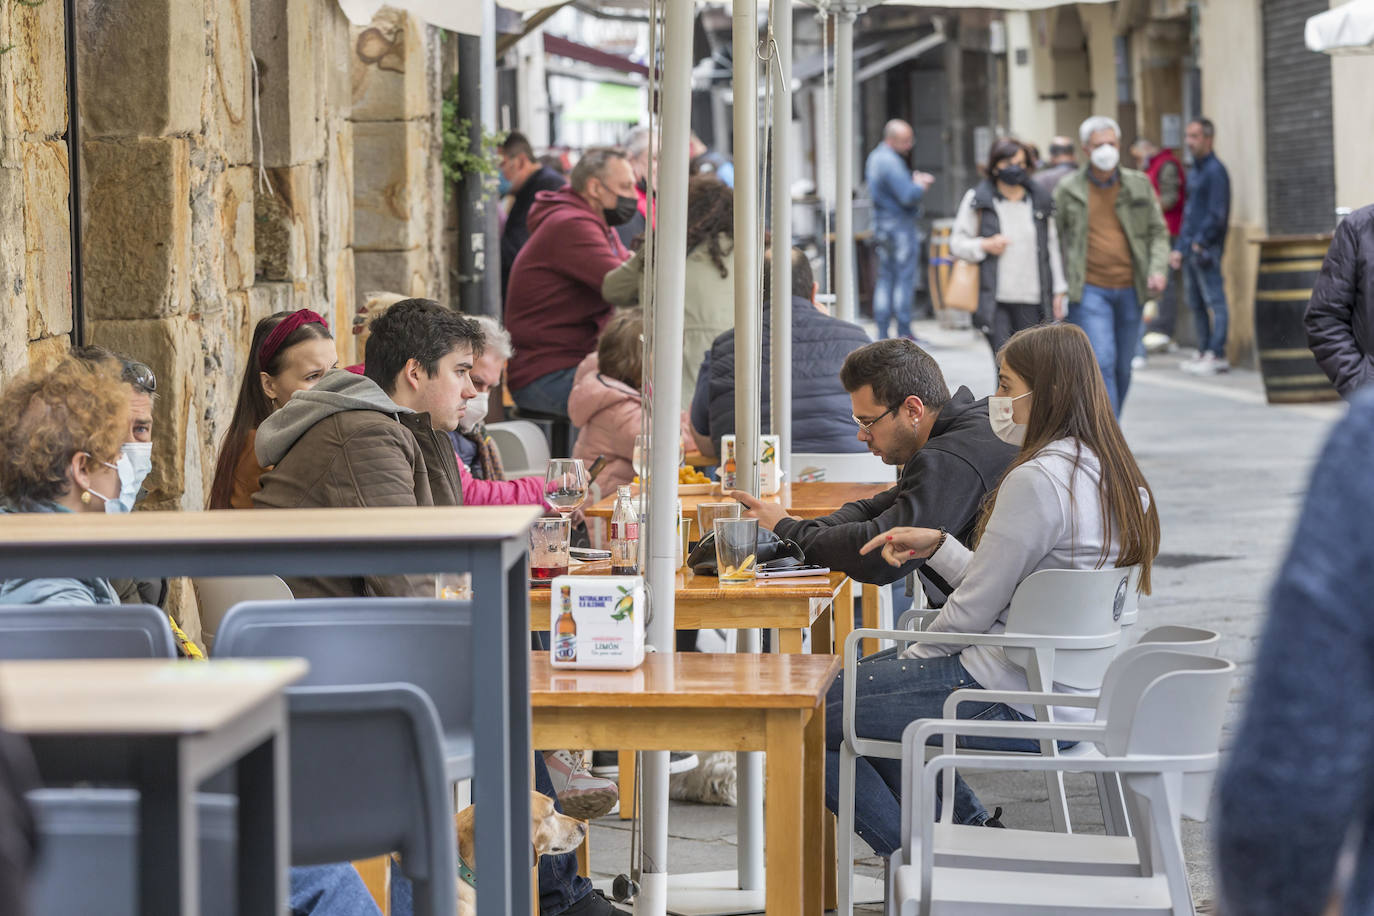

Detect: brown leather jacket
[253,369,463,599]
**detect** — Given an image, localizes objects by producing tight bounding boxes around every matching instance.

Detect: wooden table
[0,658,307,916]
[530,560,850,654]
[531,652,840,916]
[583,481,891,524]
[0,506,538,916]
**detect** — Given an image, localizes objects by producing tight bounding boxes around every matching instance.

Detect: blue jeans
[290,864,384,916]
[824,649,1037,857]
[873,224,919,340]
[1068,284,1142,416]
[511,365,579,419]
[1183,247,1229,357]
[535,750,595,914]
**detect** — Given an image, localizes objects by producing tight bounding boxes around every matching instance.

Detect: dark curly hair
[0,357,130,511]
[684,175,734,279]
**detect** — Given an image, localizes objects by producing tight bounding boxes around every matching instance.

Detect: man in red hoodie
[1131,137,1186,347]
[505,148,636,419]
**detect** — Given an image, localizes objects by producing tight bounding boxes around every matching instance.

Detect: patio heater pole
[640,0,693,909]
[770,0,793,476]
[732,0,766,893]
[834,6,858,322]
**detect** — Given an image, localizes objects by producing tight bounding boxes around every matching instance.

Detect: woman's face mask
[987,391,1032,446]
[105,442,153,514]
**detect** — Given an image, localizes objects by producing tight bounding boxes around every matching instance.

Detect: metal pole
[732,0,765,894]
[834,8,857,323]
[769,2,793,476]
[479,0,501,316]
[64,0,85,345]
[639,0,693,910]
[456,33,486,315]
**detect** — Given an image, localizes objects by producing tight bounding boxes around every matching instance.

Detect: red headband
[258,310,328,369]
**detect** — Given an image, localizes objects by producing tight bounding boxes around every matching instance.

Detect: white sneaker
[544,750,620,820]
[1193,353,1230,375]
[1179,351,1206,373]
[1131,355,1147,370]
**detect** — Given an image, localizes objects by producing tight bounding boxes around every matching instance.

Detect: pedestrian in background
[1131,137,1186,355]
[865,119,935,340]
[1306,202,1374,398]
[1172,118,1232,376]
[498,131,566,302]
[949,137,1066,365]
[1033,136,1077,193]
[1053,115,1169,416]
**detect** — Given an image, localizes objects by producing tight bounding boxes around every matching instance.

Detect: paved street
[583,318,1345,913]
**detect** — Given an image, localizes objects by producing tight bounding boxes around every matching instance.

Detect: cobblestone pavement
[583,319,1345,913]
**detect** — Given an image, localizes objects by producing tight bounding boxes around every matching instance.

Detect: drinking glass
[632,435,649,482]
[530,516,572,582]
[697,501,740,544]
[435,572,472,601]
[545,459,588,516]
[714,517,759,584]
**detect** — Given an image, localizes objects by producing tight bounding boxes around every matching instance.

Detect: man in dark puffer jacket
[1306,203,1374,399]
[689,248,872,459]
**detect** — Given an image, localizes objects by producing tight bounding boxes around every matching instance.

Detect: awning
[1306,0,1374,52]
[562,82,645,122]
[337,0,483,36]
[544,33,650,75]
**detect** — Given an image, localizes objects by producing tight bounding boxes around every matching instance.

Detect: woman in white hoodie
[828,321,1159,854]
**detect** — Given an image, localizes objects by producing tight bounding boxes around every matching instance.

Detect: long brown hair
[684,175,734,278]
[207,311,333,509]
[977,324,1160,593]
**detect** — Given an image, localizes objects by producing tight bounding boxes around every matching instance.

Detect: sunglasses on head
[121,360,157,394]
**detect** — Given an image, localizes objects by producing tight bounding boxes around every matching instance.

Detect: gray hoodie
[255,369,411,467]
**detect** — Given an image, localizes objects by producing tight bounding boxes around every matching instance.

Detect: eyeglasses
[121,360,156,394]
[852,405,898,435]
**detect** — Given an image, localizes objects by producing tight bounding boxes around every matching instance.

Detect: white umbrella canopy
[495,0,1108,14]
[1306,0,1374,52]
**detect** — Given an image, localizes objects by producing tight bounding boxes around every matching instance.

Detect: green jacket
[1053,167,1170,304]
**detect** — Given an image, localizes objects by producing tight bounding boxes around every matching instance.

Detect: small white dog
[454,791,586,916]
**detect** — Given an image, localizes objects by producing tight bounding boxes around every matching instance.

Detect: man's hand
[1147,274,1167,295]
[723,489,797,531]
[1052,293,1067,321]
[1168,250,1183,271]
[913,171,935,190]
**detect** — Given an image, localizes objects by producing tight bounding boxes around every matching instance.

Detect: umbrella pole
[834,7,857,323]
[770,0,793,475]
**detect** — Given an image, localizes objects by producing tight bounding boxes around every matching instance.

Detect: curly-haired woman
[601,174,735,407]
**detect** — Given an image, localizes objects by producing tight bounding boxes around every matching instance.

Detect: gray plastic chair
[27,788,237,916]
[214,598,475,781]
[288,684,458,916]
[0,604,175,659]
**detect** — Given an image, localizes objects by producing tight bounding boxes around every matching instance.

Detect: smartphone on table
[754,564,830,580]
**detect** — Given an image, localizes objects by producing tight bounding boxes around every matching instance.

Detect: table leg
[810,598,834,658]
[237,715,289,916]
[778,627,804,654]
[803,706,825,916]
[618,750,637,820]
[138,738,197,916]
[765,710,806,916]
[833,579,855,657]
[861,584,881,657]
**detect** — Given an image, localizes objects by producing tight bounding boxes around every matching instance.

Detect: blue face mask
[496,173,512,196]
[106,442,153,514]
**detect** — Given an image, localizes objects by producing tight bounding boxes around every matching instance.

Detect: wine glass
[545,458,588,516]
[633,435,649,482]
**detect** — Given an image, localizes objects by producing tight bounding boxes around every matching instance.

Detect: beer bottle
[554,584,577,662]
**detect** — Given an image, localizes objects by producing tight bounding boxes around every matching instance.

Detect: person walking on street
[1172,118,1232,375]
[866,119,935,340]
[1053,115,1169,415]
[950,137,1067,363]
[1305,203,1374,398]
[498,132,567,301]
[1032,136,1077,194]
[1131,137,1186,351]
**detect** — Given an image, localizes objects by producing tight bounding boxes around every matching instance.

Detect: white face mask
[458,391,490,433]
[988,391,1032,446]
[78,452,121,509]
[106,442,153,514]
[1090,143,1120,172]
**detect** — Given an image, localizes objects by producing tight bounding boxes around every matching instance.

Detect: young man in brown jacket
[253,298,481,599]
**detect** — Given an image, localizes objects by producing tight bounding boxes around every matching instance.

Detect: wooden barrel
[1253,235,1340,404]
[927,221,954,312]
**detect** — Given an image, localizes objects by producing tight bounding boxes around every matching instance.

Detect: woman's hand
[859,527,944,567]
[1052,293,1067,321]
[980,234,1009,256]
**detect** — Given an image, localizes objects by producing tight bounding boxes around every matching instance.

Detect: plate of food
[678,465,713,494]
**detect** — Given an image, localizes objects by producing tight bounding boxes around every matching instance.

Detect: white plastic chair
[791,451,897,484]
[892,649,1236,915]
[485,419,552,478]
[191,575,292,652]
[837,566,1131,916]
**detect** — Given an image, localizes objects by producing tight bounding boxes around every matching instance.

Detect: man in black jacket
[499,131,566,301]
[1306,203,1374,399]
[731,338,1017,603]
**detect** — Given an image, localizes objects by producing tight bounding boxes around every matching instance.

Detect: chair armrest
[906,717,1106,756]
[941,687,1100,720]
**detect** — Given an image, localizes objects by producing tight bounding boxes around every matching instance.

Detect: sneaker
[543,750,619,820]
[1178,351,1205,372]
[1182,352,1229,375]
[1131,354,1147,371]
[982,806,1006,828]
[1141,331,1173,353]
[561,889,632,915]
[590,751,700,778]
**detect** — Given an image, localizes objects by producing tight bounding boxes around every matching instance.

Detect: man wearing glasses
[731,338,1016,603]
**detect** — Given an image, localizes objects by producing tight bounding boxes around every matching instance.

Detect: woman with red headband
[208,310,336,510]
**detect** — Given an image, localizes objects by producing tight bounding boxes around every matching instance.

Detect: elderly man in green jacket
[1054,115,1170,415]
